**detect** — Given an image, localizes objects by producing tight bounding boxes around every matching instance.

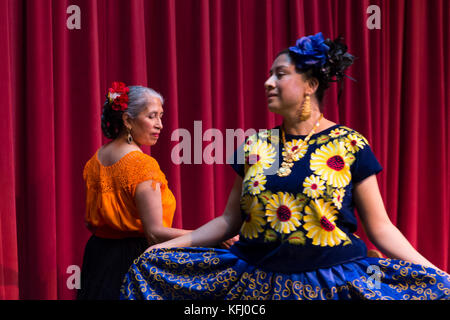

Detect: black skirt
[77,235,148,300]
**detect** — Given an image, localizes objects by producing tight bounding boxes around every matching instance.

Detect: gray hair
[125,86,164,119]
[101,85,164,140]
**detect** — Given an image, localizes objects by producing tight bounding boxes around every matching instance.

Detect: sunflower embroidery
[244,140,277,178]
[303,199,349,247]
[246,173,267,195]
[266,192,302,234]
[302,175,326,199]
[240,195,266,239]
[344,133,366,153]
[329,128,348,138]
[310,140,352,188]
[282,139,308,161]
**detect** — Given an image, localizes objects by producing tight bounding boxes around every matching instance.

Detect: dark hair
[101,86,164,140]
[277,36,355,107]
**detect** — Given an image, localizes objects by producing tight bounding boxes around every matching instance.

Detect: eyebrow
[269,65,290,75]
[148,111,164,116]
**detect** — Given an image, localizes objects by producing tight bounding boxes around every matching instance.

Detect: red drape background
[0,0,449,300]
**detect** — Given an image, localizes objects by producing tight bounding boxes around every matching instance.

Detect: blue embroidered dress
[120,125,450,300]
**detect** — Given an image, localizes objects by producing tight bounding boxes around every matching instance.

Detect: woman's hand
[219,235,240,249]
[144,234,240,254]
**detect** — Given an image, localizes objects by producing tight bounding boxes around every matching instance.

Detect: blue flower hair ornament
[289,32,330,69]
[289,32,356,83]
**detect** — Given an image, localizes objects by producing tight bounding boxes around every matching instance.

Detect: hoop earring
[299,94,311,121]
[127,127,133,144]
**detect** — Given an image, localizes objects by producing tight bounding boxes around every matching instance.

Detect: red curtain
[0,0,449,300]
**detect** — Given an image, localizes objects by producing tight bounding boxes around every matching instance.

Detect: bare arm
[354,174,439,270]
[146,175,243,251]
[135,180,191,245]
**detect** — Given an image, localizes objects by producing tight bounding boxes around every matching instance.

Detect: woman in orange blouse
[78,82,190,300]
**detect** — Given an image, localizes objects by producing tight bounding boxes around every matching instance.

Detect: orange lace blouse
[83,150,176,239]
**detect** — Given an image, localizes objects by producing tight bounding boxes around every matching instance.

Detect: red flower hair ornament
[107,81,129,111]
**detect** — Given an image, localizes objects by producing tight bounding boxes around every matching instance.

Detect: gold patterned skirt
[120,247,450,300]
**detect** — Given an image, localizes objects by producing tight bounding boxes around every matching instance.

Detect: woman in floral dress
[120,33,450,300]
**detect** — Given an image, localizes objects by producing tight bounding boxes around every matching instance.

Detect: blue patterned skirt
[120,247,450,300]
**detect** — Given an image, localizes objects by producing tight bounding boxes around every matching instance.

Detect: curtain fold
[0,0,19,300]
[21,0,58,299]
[0,0,448,299]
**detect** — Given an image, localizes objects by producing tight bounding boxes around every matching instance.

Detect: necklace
[277,113,324,177]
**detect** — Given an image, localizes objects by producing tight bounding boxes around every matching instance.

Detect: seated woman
[78,82,191,300]
[120,34,450,300]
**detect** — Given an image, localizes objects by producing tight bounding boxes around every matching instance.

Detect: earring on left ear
[299,94,311,121]
[127,127,133,144]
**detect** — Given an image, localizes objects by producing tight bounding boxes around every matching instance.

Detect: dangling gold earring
[126,127,133,144]
[299,94,311,121]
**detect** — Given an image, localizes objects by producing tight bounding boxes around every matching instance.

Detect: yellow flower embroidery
[247,173,267,195]
[332,188,346,210]
[345,133,366,153]
[240,195,266,239]
[244,140,276,180]
[303,199,348,247]
[266,192,302,234]
[303,175,326,199]
[244,140,276,178]
[310,140,352,188]
[329,128,348,138]
[282,139,308,161]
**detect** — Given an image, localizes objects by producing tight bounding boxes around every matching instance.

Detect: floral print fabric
[229,125,382,272]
